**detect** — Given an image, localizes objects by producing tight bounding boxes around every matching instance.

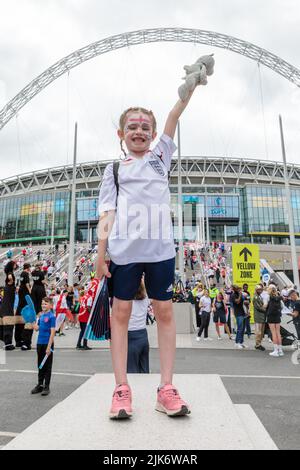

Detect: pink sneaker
[156,384,191,416]
[109,384,132,419]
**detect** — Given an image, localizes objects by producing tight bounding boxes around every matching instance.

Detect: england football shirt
[98,134,177,265]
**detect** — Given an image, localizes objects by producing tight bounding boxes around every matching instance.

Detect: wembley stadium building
[1,155,300,247]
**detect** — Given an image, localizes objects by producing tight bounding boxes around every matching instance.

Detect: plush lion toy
[178,54,215,101]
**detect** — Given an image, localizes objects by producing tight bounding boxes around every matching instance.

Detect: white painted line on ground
[53,372,92,378]
[0,369,92,378]
[221,374,300,380]
[2,370,299,380]
[0,432,19,437]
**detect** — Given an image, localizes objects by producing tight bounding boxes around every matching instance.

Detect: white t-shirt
[128,297,149,331]
[98,134,177,265]
[200,296,212,313]
[261,291,270,306]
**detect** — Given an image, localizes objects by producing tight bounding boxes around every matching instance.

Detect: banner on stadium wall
[232,244,261,323]
[20,201,53,217]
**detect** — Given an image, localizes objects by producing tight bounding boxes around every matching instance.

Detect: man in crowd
[253,285,266,351]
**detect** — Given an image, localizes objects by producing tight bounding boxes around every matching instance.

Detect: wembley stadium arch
[0,27,299,130]
[0,28,300,247]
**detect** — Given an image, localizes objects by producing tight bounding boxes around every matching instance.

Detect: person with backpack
[97,80,205,418]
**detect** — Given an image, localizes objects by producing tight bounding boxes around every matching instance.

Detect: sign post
[232,244,261,322]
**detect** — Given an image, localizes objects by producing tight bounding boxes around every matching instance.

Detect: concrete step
[3,374,277,450]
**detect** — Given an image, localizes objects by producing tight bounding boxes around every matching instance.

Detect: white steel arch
[0,27,299,131]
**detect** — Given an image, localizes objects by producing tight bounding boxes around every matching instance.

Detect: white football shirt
[128,297,149,331]
[98,134,177,265]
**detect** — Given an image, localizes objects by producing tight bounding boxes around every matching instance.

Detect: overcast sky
[0,0,299,180]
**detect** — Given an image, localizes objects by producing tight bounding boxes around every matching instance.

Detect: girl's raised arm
[163,87,197,140]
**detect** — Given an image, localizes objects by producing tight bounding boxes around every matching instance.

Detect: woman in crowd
[31,262,47,315]
[196,289,212,341]
[0,260,17,350]
[212,292,232,340]
[267,286,284,357]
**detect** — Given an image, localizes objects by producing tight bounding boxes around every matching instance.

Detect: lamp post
[279,115,299,289]
[68,122,78,287]
[177,120,184,283]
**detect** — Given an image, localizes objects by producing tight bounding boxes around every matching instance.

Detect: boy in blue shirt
[31,297,56,396]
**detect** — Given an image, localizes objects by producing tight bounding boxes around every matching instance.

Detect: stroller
[281,315,300,351]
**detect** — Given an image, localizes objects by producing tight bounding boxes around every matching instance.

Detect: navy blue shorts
[213,312,227,324]
[108,258,175,301]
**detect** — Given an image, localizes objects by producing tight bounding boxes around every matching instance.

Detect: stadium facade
[1,156,300,247]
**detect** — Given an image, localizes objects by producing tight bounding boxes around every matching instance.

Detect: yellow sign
[232,244,260,285]
[232,244,261,323]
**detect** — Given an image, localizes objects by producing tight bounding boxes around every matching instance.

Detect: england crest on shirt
[148,159,166,177]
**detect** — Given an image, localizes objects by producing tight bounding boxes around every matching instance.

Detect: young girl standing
[97,84,203,419]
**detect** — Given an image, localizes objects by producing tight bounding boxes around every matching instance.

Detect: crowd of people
[0,240,299,400]
[1,244,299,357]
[0,245,98,353]
[172,244,300,356]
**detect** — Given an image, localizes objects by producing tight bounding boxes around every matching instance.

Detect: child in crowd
[31,297,56,396]
[127,280,150,374]
[76,287,92,350]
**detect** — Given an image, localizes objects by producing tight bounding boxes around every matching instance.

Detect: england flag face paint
[123,112,155,156]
